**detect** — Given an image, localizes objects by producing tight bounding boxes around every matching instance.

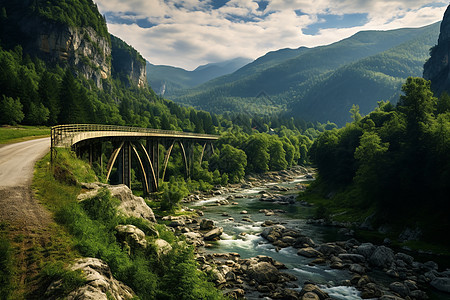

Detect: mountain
[147,57,252,95]
[424,6,450,96]
[170,23,440,125]
[0,0,146,90]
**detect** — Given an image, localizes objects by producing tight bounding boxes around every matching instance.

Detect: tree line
[309,77,450,243]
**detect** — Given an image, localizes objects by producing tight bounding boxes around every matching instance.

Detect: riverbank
[161,168,450,299]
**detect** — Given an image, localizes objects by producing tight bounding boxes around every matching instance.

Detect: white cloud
[95,0,448,70]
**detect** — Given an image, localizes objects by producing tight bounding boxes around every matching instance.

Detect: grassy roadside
[0,126,50,145]
[18,148,223,299]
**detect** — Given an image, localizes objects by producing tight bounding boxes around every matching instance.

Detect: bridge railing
[51,124,219,148]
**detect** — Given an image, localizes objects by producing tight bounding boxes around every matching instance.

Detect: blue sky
[95,0,448,70]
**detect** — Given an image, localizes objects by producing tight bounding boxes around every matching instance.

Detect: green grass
[0,125,50,144]
[31,149,224,300]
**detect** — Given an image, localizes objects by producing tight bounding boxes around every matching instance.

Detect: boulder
[297,247,322,258]
[356,243,376,259]
[200,219,215,230]
[299,284,329,300]
[154,238,172,257]
[317,243,346,256]
[204,227,223,241]
[431,277,450,293]
[109,185,156,222]
[115,225,147,249]
[389,281,410,297]
[338,253,365,263]
[247,262,280,283]
[46,258,135,300]
[369,246,395,269]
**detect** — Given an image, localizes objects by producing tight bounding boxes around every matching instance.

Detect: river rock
[349,264,366,274]
[247,262,280,283]
[338,253,365,264]
[200,219,215,230]
[317,243,346,256]
[297,247,322,258]
[431,277,450,293]
[369,246,395,269]
[389,281,410,297]
[356,243,376,259]
[46,257,135,300]
[294,236,316,248]
[299,284,330,300]
[115,225,147,249]
[204,227,223,241]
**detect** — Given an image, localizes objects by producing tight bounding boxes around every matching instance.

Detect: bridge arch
[51,124,218,193]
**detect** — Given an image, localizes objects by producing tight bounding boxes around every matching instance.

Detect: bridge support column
[146,139,159,192]
[121,142,132,189]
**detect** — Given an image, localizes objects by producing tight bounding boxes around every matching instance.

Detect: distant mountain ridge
[147,57,252,95]
[167,23,440,125]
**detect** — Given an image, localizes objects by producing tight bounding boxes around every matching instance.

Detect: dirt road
[0,137,51,228]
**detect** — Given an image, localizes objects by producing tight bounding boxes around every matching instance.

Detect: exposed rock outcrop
[78,183,156,223]
[17,16,111,89]
[424,5,450,95]
[46,258,135,300]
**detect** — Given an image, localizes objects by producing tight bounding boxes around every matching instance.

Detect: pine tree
[58,69,84,124]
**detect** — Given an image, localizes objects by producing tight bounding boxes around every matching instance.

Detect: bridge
[51,124,219,193]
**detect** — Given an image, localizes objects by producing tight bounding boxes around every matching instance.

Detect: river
[188,175,364,299]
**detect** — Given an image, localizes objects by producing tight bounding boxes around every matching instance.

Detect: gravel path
[0,137,51,229]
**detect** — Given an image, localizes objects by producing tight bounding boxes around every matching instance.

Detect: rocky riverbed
[168,167,450,300]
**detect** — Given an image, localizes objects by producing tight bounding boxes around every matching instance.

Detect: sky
[95,0,448,70]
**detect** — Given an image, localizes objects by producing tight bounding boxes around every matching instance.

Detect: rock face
[46,258,135,300]
[1,2,147,90]
[111,35,147,88]
[17,16,111,89]
[424,5,450,95]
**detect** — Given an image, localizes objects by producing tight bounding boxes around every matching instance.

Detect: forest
[308,77,450,244]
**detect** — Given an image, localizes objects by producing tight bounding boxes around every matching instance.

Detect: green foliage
[209,144,247,183]
[168,23,439,124]
[34,0,109,40]
[160,177,190,212]
[40,262,86,298]
[0,95,24,125]
[310,77,450,244]
[35,152,224,299]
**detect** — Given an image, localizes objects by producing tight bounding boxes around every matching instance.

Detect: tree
[0,95,24,125]
[268,137,288,171]
[397,77,436,136]
[350,104,362,122]
[216,144,247,183]
[244,134,269,173]
[58,69,84,124]
[38,71,59,125]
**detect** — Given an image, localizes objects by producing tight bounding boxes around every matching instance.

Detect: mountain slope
[147,57,252,95]
[170,23,440,125]
[290,23,440,125]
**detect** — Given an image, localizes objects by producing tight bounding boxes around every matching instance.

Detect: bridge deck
[51,124,219,148]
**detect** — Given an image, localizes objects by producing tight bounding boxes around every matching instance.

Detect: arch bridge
[51,124,218,193]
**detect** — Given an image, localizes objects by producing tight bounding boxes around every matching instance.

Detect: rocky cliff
[0,1,146,90]
[423,5,450,95]
[111,35,147,89]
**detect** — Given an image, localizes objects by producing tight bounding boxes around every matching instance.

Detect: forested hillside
[169,23,440,125]
[308,77,450,244]
[147,57,251,95]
